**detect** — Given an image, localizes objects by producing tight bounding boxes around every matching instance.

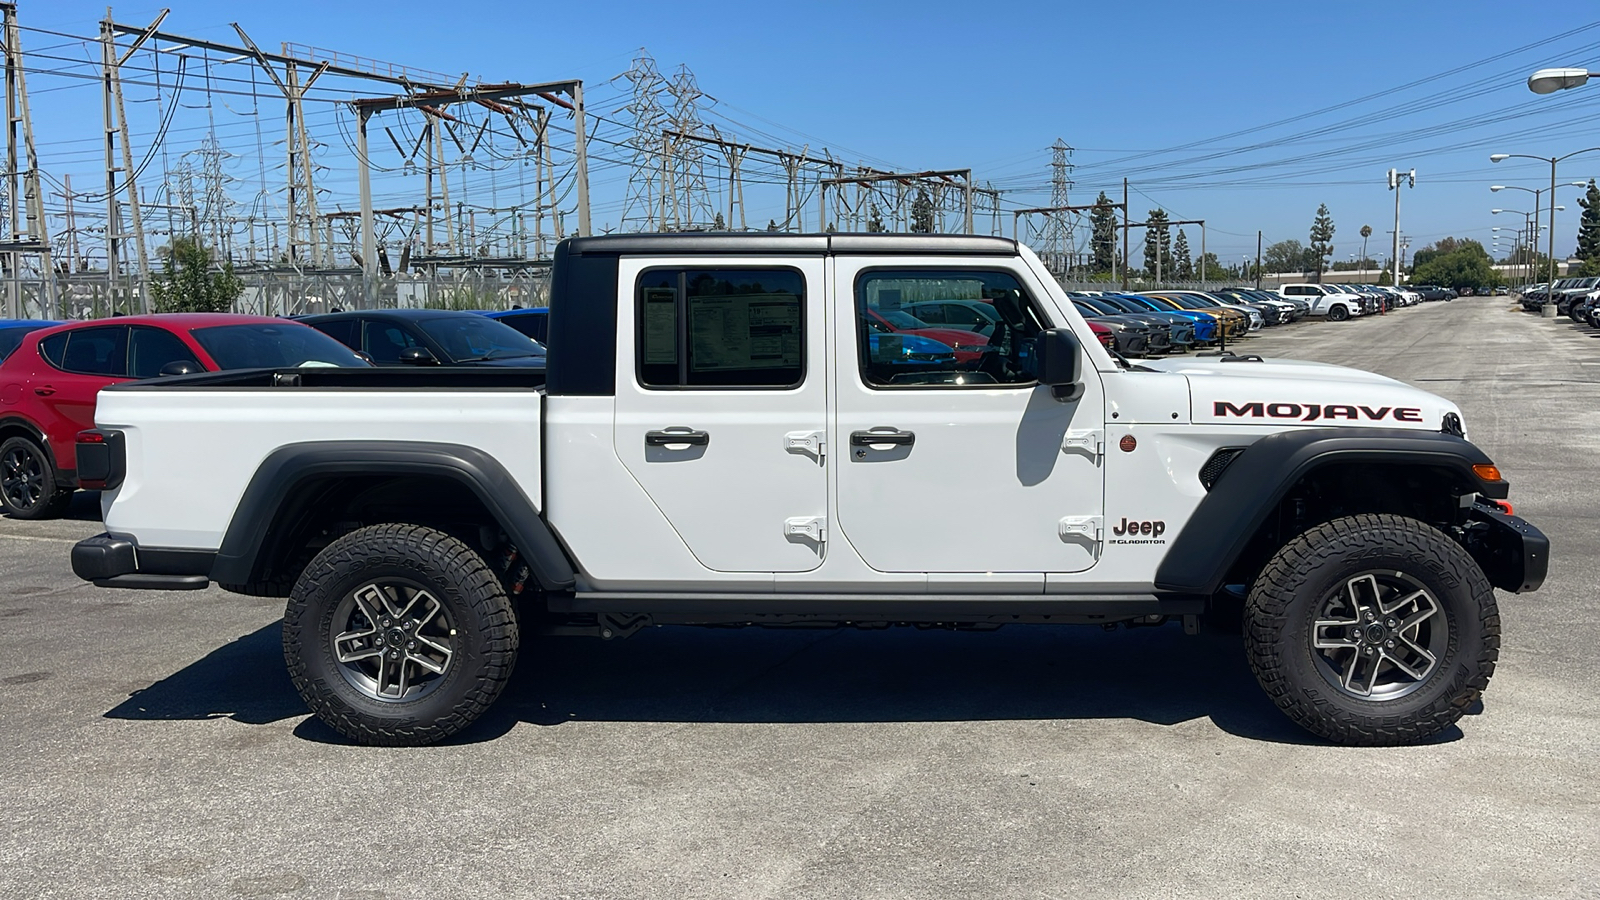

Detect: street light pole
[1493,148,1600,292]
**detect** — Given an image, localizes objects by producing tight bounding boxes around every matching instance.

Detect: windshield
[414,315,546,361]
[191,322,370,369]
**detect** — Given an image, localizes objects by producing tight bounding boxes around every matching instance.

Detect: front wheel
[283,523,519,746]
[1326,305,1350,322]
[1244,514,1499,746]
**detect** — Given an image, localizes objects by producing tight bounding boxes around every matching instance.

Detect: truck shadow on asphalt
[105,620,1467,746]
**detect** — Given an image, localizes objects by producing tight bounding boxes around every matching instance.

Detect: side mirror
[397,347,438,366]
[1033,328,1083,402]
[158,360,203,377]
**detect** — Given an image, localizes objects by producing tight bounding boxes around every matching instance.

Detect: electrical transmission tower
[2,1,57,316]
[665,64,712,231]
[619,51,666,232]
[1043,139,1074,275]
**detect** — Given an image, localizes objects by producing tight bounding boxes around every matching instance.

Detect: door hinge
[784,430,826,460]
[785,516,827,543]
[1061,429,1104,460]
[1058,515,1103,544]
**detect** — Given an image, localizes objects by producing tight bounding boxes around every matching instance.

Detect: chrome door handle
[645,429,709,447]
[849,429,915,446]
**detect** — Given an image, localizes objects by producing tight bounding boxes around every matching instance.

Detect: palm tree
[1360,225,1373,271]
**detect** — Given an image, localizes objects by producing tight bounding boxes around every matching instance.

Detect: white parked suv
[70,234,1547,748]
[1278,283,1365,320]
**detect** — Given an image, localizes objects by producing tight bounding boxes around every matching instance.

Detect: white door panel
[613,257,828,573]
[831,258,1105,575]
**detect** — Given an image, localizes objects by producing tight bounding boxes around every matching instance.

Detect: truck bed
[95,367,545,551]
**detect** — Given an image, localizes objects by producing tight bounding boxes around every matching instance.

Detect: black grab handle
[849,429,915,447]
[645,430,710,447]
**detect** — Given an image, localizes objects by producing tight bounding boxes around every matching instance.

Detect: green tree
[1263,238,1307,274]
[1410,239,1496,290]
[150,237,242,314]
[712,212,726,231]
[910,188,934,233]
[1309,203,1336,282]
[865,205,885,233]
[1172,227,1193,280]
[1576,179,1600,260]
[1089,192,1118,273]
[1143,208,1171,279]
[1360,224,1372,267]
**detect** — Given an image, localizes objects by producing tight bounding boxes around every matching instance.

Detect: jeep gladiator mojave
[69,234,1548,747]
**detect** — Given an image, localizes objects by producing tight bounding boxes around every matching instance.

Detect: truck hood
[1140,356,1460,431]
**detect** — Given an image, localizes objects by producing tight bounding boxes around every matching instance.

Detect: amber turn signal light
[1472,464,1503,482]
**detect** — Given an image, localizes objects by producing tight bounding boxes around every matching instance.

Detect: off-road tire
[283,523,519,746]
[1326,304,1350,322]
[0,436,72,520]
[1244,514,1499,746]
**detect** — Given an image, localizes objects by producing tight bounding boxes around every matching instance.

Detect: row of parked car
[1056,282,1430,358]
[1518,276,1600,317]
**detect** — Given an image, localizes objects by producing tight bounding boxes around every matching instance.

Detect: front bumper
[72,533,213,590]
[1462,502,1549,593]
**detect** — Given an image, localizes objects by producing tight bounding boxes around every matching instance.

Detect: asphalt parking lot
[2,295,1597,899]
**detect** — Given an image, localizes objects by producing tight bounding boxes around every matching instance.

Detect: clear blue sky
[24,0,1600,267]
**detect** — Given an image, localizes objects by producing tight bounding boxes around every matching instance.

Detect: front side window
[362,320,422,364]
[414,315,544,363]
[857,270,1046,388]
[129,326,200,378]
[637,268,804,388]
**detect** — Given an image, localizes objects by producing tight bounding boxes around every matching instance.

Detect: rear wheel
[0,436,72,520]
[283,523,519,746]
[1244,514,1499,746]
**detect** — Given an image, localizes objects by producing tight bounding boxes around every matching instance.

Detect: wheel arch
[210,441,575,594]
[1154,428,1506,596]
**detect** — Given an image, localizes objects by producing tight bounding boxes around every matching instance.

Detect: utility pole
[1388,167,1415,284]
[1255,230,1262,289]
[2,1,57,315]
[1121,178,1130,290]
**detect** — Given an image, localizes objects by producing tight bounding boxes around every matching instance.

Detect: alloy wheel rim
[1311,571,1449,700]
[330,580,456,702]
[1,445,44,510]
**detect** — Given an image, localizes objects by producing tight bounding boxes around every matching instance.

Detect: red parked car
[0,314,367,519]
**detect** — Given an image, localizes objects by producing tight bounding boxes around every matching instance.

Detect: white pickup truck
[1277,283,1366,320]
[71,234,1547,747]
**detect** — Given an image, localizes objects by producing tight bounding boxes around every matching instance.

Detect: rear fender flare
[209,441,575,591]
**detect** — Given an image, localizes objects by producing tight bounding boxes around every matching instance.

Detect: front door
[831,261,1105,575]
[612,258,828,573]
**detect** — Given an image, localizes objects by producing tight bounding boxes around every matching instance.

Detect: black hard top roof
[562,232,1019,257]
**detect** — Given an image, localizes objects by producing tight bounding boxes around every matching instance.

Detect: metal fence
[2,268,553,321]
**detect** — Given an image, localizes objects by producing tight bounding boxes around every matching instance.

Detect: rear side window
[48,326,128,376]
[636,268,804,388]
[499,311,549,343]
[311,318,359,348]
[128,326,200,378]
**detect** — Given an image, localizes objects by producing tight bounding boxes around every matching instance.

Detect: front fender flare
[1154,428,1506,596]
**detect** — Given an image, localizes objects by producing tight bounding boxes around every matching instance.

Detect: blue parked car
[0,319,63,362]
[480,307,549,343]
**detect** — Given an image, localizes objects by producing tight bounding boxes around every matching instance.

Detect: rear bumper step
[73,533,215,591]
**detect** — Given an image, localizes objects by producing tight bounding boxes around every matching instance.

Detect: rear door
[831,259,1105,578]
[612,257,828,573]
